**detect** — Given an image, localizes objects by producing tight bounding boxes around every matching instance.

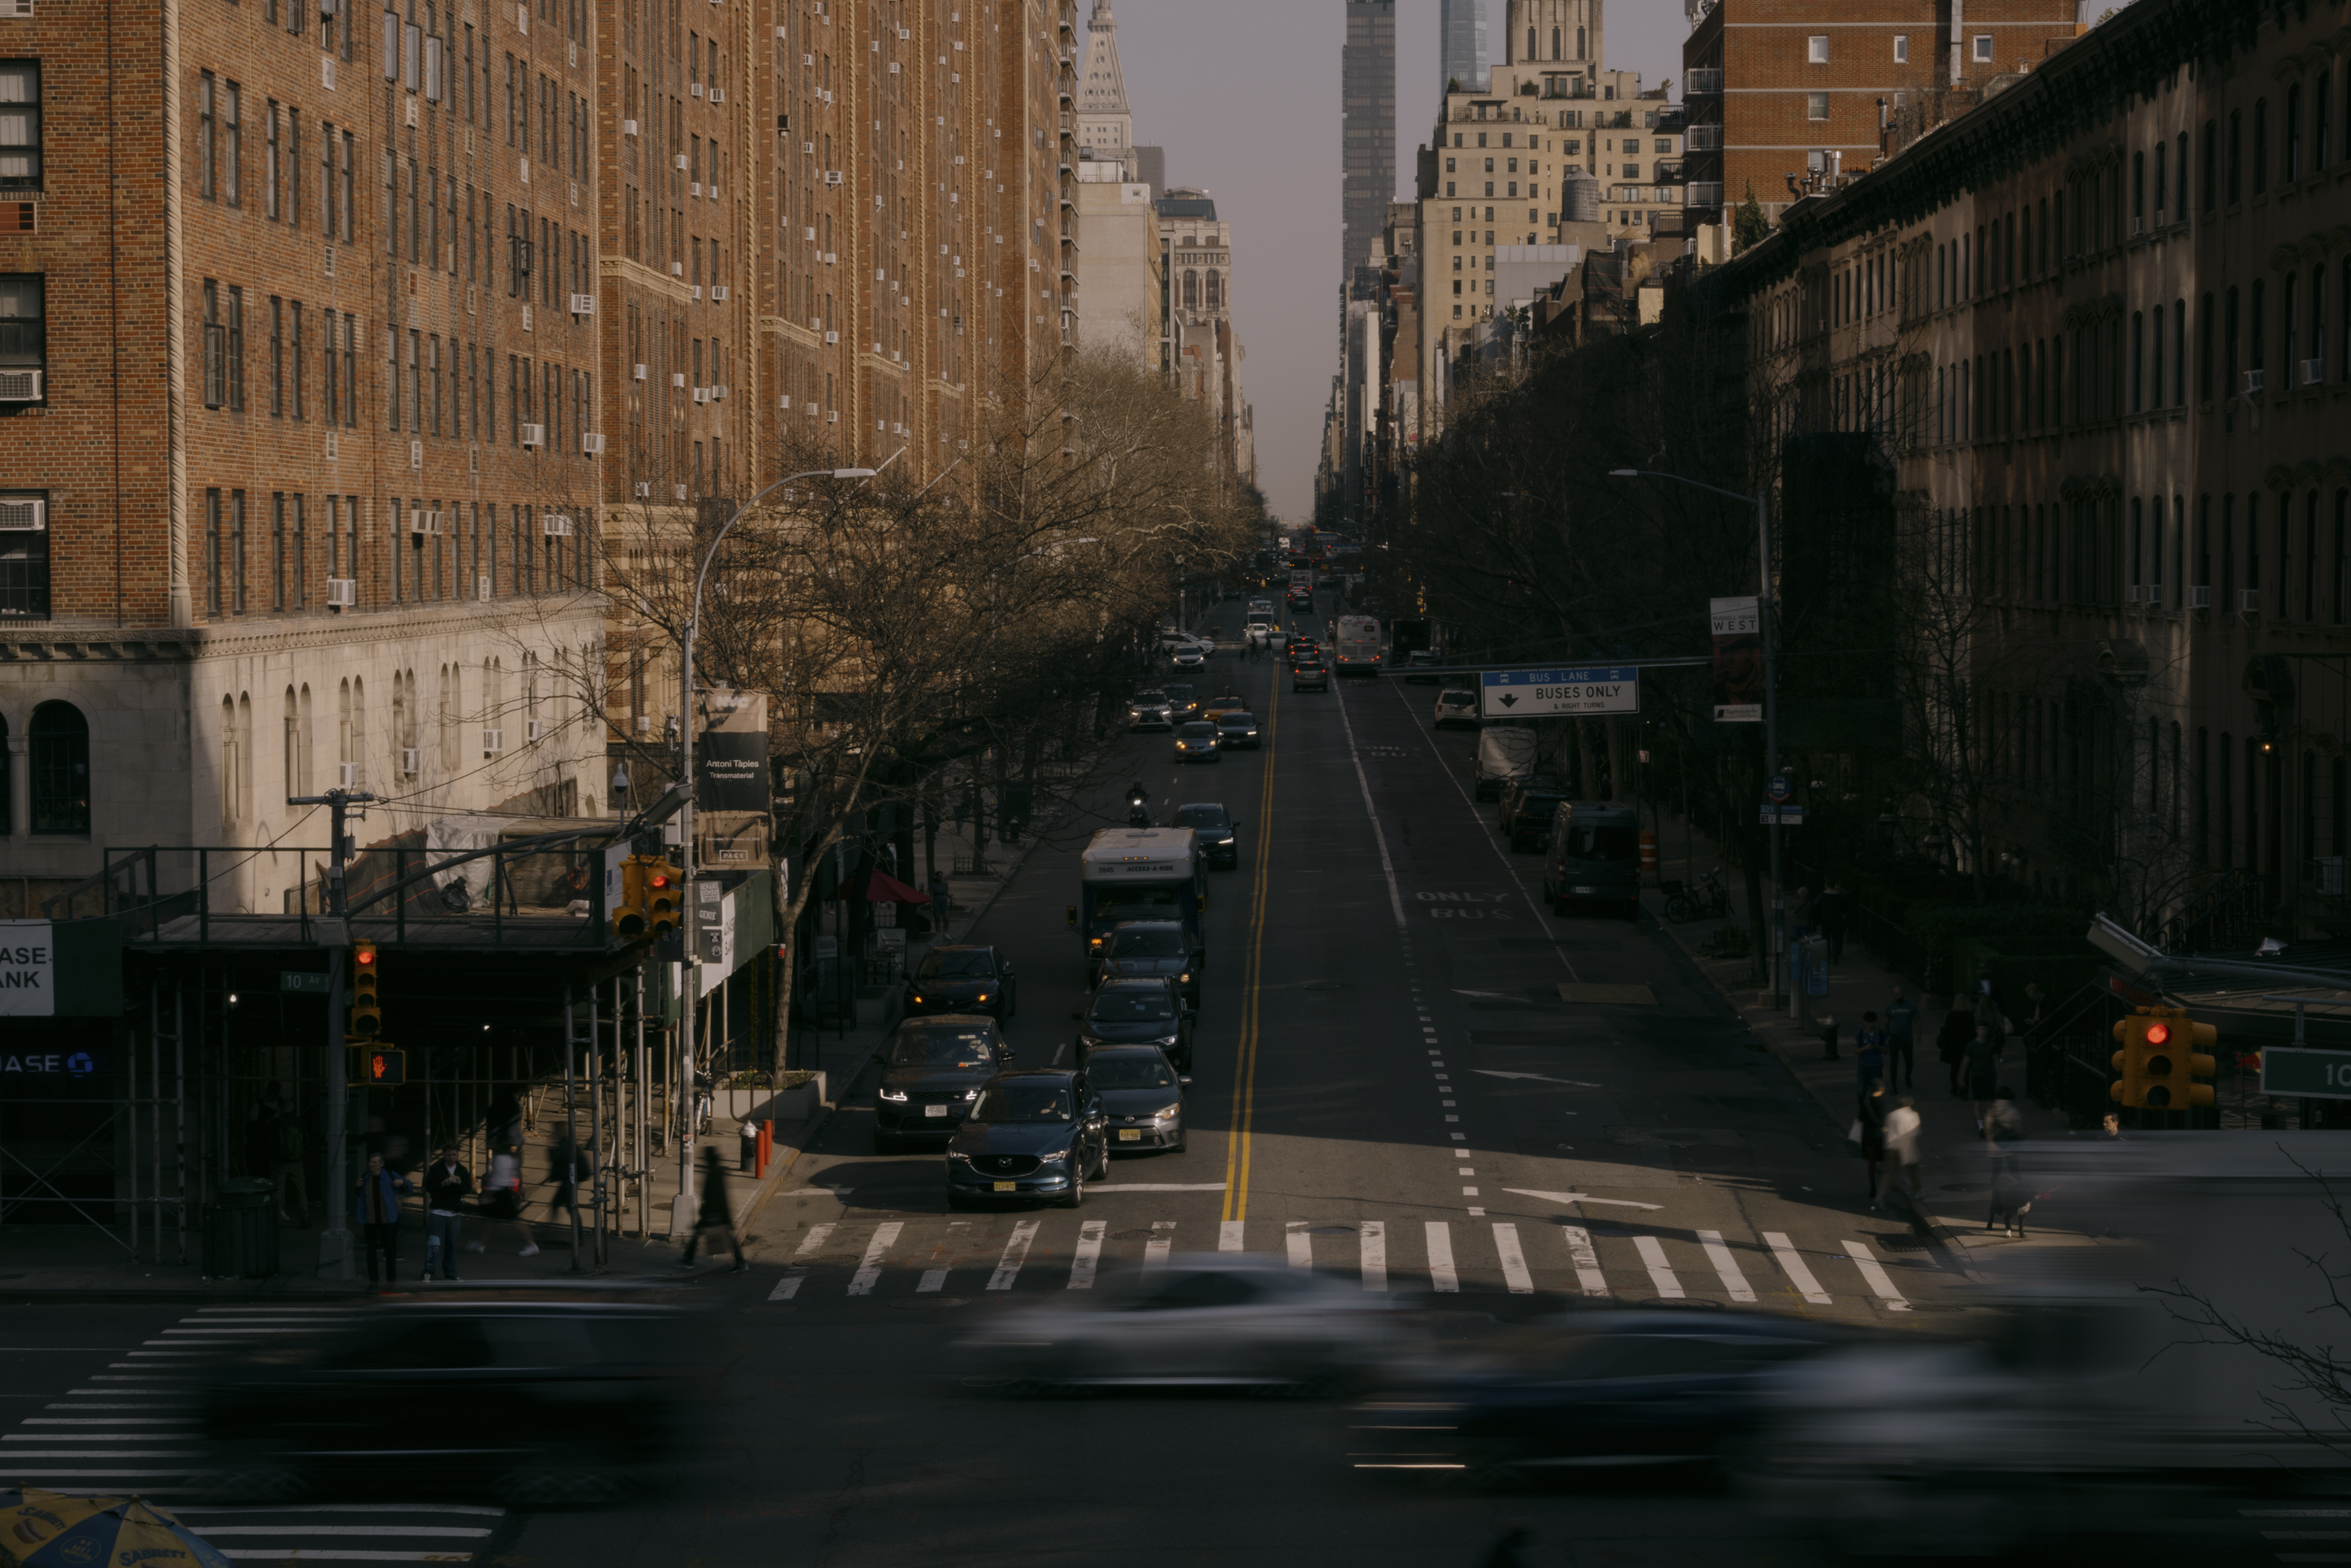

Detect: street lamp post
[1610,467,1788,1011]
[671,466,873,1240]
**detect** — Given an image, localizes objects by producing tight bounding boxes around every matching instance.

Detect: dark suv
[1292,658,1329,693]
[901,944,1016,1021]
[871,1015,1011,1151]
[1174,801,1239,868]
[1099,919,1203,1009]
[1505,784,1571,853]
[945,1070,1110,1210]
[1077,975,1194,1071]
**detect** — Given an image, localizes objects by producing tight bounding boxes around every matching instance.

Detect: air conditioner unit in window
[526,719,544,743]
[326,578,357,607]
[2241,589,2262,614]
[2132,216,2145,235]
[0,497,44,531]
[0,368,42,401]
[622,118,638,136]
[711,385,728,401]
[520,422,545,446]
[401,747,421,777]
[690,81,702,97]
[692,386,708,404]
[542,513,573,536]
[2190,585,2212,610]
[2304,358,2325,386]
[635,481,651,498]
[476,574,491,602]
[581,433,605,454]
[673,483,688,500]
[672,371,686,386]
[338,761,360,788]
[2244,368,2266,396]
[711,285,728,301]
[824,330,839,343]
[634,714,652,734]
[674,153,689,170]
[481,727,505,755]
[778,394,792,409]
[569,292,596,315]
[824,170,844,185]
[690,182,702,198]
[690,284,703,301]
[407,509,440,535]
[669,260,684,275]
[633,363,647,380]
[710,89,725,103]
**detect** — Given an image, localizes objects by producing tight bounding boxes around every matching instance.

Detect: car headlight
[973,992,991,1002]
[1179,972,1191,983]
[947,1150,974,1162]
[965,1088,980,1100]
[910,994,925,1005]
[878,1087,909,1103]
[1089,936,1103,949]
[1152,1105,1179,1123]
[1156,1034,1178,1048]
[1038,1148,1070,1164]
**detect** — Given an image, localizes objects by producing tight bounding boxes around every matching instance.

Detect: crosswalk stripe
[1285,1222,1312,1270]
[1761,1231,1834,1305]
[792,1223,837,1258]
[919,1219,971,1293]
[987,1220,1040,1291]
[1359,1220,1387,1292]
[1558,1225,1610,1296]
[1147,1219,1176,1268]
[1840,1239,1911,1311]
[1424,1222,1458,1293]
[1697,1229,1758,1303]
[1632,1234,1684,1298]
[847,1222,903,1297]
[1491,1223,1534,1295]
[1219,1219,1244,1252]
[767,1272,805,1301]
[1069,1220,1107,1289]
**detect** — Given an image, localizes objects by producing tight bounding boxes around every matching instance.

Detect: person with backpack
[271,1110,311,1226]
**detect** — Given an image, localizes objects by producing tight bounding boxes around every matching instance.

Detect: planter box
[718,1073,826,1126]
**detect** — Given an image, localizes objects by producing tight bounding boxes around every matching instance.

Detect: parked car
[1433,689,1480,730]
[1474,726,1537,801]
[901,943,1018,1022]
[944,1070,1110,1210]
[1495,774,1560,835]
[1504,783,1570,853]
[1543,801,1642,919]
[1292,659,1329,693]
[1173,801,1240,867]
[1127,690,1174,730]
[872,1016,1011,1151]
[1215,709,1262,749]
[1174,720,1222,763]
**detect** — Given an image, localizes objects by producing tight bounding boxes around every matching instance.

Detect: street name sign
[281,970,332,994]
[1480,666,1640,719]
[2260,1047,2351,1099]
[1759,805,1806,824]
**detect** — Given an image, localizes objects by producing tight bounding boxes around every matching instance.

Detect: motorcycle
[1663,865,1733,925]
[1126,786,1151,828]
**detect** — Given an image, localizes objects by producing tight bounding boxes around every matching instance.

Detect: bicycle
[1663,866,1733,925]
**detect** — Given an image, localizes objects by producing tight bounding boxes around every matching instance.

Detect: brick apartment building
[1682,0,2082,225]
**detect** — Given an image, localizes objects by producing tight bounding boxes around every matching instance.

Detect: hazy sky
[1105,0,1690,521]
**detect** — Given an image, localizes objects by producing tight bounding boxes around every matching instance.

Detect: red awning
[863,868,929,904]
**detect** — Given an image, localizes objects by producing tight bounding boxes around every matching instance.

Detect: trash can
[202,1177,281,1280]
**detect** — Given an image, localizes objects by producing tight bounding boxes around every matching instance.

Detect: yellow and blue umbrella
[1,1488,231,1568]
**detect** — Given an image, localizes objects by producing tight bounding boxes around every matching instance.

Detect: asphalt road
[0,594,2311,1565]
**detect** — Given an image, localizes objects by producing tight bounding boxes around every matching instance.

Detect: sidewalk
[1638,802,2078,1265]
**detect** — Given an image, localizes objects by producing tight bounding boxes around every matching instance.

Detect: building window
[202,280,224,407]
[227,285,245,411]
[28,699,88,835]
[1972,34,1993,64]
[223,80,241,206]
[0,62,42,192]
[1806,92,1828,121]
[1806,34,1828,63]
[1893,34,1908,64]
[198,71,217,198]
[0,490,46,621]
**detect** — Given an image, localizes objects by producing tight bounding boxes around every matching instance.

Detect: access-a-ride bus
[1070,827,1204,984]
[1334,614,1383,675]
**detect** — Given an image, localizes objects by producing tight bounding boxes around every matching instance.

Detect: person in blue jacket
[355,1153,414,1284]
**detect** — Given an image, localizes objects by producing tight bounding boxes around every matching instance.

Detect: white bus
[1333,614,1383,675]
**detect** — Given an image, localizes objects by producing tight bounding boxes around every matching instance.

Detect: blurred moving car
[1099,919,1202,1009]
[1474,727,1537,801]
[1215,710,1262,749]
[901,943,1017,1021]
[945,1070,1109,1209]
[1292,658,1329,693]
[1433,690,1480,730]
[1174,720,1222,763]
[1089,1044,1190,1153]
[871,1016,1009,1151]
[200,1300,696,1505]
[1076,975,1193,1071]
[1349,1309,1854,1488]
[1127,690,1174,731]
[955,1253,1394,1393]
[1173,801,1240,868]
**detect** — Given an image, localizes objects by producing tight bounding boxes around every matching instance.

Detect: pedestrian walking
[270,1106,311,1226]
[1818,1012,1841,1062]
[1856,1079,1889,1199]
[354,1153,412,1284]
[471,1145,537,1256]
[420,1143,473,1282]
[549,1131,591,1250]
[1853,1012,1889,1095]
[1878,1095,1924,1210]
[1936,995,1976,1098]
[1884,988,1921,1093]
[1986,1086,2027,1236]
[1814,882,1852,964]
[484,1088,523,1152]
[1963,1023,2002,1132]
[679,1144,749,1272]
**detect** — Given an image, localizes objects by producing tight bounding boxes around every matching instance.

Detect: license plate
[992,1181,1016,1192]
[924,1103,949,1117]
[1118,1128,1143,1142]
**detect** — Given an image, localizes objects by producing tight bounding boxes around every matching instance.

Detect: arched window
[218,696,239,829]
[31,700,88,835]
[1182,270,1198,308]
[1204,270,1222,310]
[282,686,300,803]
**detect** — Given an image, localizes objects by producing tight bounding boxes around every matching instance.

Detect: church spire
[1079,0,1131,121]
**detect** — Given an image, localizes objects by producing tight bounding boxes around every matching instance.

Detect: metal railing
[1686,124,1722,151]
[1686,67,1723,95]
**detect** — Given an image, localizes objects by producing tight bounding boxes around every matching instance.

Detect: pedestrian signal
[363,1047,407,1086]
[349,941,383,1038]
[2111,1006,2218,1109]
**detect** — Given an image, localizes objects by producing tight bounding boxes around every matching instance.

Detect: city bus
[1068,827,1204,984]
[1334,614,1384,675]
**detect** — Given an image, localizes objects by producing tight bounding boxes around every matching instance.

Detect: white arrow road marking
[1474,1070,1603,1088]
[1503,1188,1665,1211]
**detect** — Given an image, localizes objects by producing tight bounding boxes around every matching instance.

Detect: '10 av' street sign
[1480,667,1641,719]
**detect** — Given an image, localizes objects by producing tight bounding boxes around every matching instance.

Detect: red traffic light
[354,948,376,966]
[648,872,671,889]
[2146,1023,2170,1045]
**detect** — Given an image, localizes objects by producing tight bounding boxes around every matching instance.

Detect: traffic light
[349,941,382,1039]
[2111,1006,2219,1109]
[643,856,682,939]
[613,855,649,938]
[364,1047,407,1086]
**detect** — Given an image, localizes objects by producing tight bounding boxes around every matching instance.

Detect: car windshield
[1218,712,1255,726]
[969,1082,1075,1123]
[1562,822,1639,862]
[1089,1052,1177,1089]
[1162,684,1195,701]
[1094,887,1183,920]
[1440,693,1476,708]
[1091,990,1177,1023]
[1176,806,1230,831]
[1178,722,1217,739]
[1522,792,1568,813]
[1134,690,1167,704]
[1112,928,1187,959]
[918,949,996,979]
[889,1027,997,1069]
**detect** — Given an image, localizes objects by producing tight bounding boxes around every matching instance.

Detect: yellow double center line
[1221,666,1281,1225]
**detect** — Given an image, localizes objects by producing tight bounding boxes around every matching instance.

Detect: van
[1542,802,1642,920]
[1473,726,1537,801]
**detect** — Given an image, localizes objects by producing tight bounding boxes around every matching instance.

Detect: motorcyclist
[1126,781,1151,827]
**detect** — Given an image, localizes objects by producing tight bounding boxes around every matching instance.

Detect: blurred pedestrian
[1884,987,1920,1093]
[1986,1086,2027,1236]
[1964,1023,2002,1132]
[1853,1011,1889,1094]
[354,1153,412,1284]
[1818,1012,1840,1062]
[680,1144,749,1272]
[484,1088,523,1151]
[1878,1095,1923,1210]
[421,1143,473,1282]
[1480,1523,1532,1568]
[549,1129,591,1250]
[472,1145,536,1256]
[1937,995,1976,1098]
[270,1105,311,1226]
[1814,882,1851,964]
[1857,1079,1889,1199]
